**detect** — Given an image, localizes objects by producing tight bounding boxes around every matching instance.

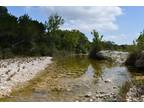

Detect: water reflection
[101,66,131,86]
[82,65,95,78]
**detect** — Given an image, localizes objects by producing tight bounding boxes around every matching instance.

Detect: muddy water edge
[0,55,143,102]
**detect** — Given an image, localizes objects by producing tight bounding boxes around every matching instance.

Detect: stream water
[0,56,142,102]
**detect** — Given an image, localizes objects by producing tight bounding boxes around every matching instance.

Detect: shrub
[125,52,138,66]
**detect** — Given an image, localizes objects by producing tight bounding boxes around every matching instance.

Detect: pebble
[111,93,115,95]
[89,99,93,102]
[85,92,92,97]
[113,86,117,89]
[104,79,111,83]
[66,88,71,92]
[99,91,105,94]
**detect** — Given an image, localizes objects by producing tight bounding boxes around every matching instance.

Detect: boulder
[89,50,129,63]
[100,50,129,64]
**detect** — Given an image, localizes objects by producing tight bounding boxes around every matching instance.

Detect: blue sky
[6,6,144,45]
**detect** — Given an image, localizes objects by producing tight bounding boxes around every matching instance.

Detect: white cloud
[39,6,123,33]
[104,34,133,45]
[24,6,125,44]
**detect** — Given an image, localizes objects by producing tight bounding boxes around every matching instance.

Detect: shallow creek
[0,56,142,102]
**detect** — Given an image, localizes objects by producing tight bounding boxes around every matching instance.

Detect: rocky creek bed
[0,53,131,102]
[0,51,144,102]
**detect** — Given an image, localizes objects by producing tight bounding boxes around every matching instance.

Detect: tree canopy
[0,7,91,58]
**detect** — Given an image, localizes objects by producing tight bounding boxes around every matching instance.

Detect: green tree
[91,30,103,49]
[136,30,144,50]
[44,14,65,55]
[0,7,18,58]
[12,14,46,56]
[89,30,103,59]
[0,6,8,16]
[0,7,91,58]
[45,14,64,32]
[102,41,116,50]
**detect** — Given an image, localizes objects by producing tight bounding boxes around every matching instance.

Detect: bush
[88,47,99,59]
[125,51,144,70]
[88,47,107,60]
[125,52,138,66]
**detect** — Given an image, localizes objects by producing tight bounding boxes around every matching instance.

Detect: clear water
[0,56,139,102]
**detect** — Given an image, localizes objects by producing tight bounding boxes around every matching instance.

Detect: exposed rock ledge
[0,57,52,98]
[99,50,129,64]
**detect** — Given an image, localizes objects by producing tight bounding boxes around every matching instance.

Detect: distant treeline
[0,6,136,59]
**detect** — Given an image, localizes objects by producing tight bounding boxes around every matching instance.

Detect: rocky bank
[126,85,144,102]
[0,57,52,98]
[99,50,129,64]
